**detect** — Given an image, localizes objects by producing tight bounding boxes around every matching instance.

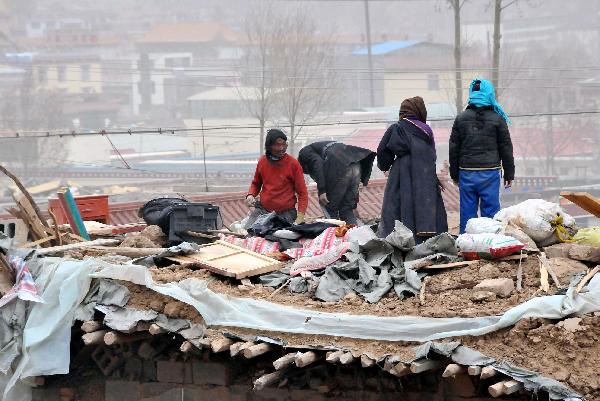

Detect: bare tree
[273,8,339,155]
[448,0,467,112]
[238,1,284,154]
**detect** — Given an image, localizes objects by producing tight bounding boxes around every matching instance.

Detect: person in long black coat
[298,141,376,225]
[377,96,447,241]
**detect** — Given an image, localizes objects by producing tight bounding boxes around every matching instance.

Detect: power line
[1,109,599,139]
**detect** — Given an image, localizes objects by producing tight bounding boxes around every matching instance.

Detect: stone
[568,244,600,263]
[546,258,588,282]
[474,278,514,298]
[543,243,574,259]
[470,291,497,302]
[554,367,571,382]
[149,299,166,312]
[557,317,585,332]
[478,263,500,278]
[163,302,182,318]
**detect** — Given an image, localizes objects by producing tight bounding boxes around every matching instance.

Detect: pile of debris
[1,167,600,400]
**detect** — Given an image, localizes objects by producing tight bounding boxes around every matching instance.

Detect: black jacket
[449,105,515,182]
[298,141,376,195]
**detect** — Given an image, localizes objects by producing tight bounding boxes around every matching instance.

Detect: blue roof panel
[353,40,421,56]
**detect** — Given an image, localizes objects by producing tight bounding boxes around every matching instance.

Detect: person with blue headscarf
[449,78,515,234]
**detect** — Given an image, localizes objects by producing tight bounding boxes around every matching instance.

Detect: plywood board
[560,191,600,218]
[166,240,283,279]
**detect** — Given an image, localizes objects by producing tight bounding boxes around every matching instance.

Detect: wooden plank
[560,191,600,218]
[575,265,600,295]
[13,194,50,241]
[34,239,121,256]
[86,246,166,257]
[410,359,441,373]
[418,260,479,270]
[166,240,283,279]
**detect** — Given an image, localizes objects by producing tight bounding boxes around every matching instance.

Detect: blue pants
[459,169,501,234]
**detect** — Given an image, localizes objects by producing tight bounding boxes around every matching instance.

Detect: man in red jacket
[245,129,308,227]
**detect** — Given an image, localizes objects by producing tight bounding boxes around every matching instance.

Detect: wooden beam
[81,321,102,333]
[210,337,234,353]
[254,370,286,391]
[480,366,497,380]
[488,381,505,397]
[339,352,355,365]
[273,353,297,370]
[180,341,194,353]
[104,331,149,346]
[410,359,441,374]
[442,364,466,378]
[34,239,121,256]
[502,379,523,394]
[560,191,600,218]
[243,343,272,359]
[230,341,254,357]
[360,354,376,368]
[295,351,319,368]
[86,246,166,258]
[325,350,344,364]
[467,366,482,376]
[82,330,108,346]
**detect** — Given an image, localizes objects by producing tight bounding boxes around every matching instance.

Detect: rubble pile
[2,190,600,401]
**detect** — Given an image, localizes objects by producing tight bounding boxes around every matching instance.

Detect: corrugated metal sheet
[108,176,459,227]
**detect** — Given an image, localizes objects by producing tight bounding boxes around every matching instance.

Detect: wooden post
[410,359,441,374]
[325,350,344,364]
[360,354,376,368]
[442,364,466,378]
[467,366,482,376]
[104,331,148,346]
[502,379,523,395]
[82,330,108,345]
[230,341,254,357]
[339,352,355,365]
[243,343,272,359]
[295,351,319,368]
[210,337,234,353]
[273,353,297,370]
[488,381,505,397]
[254,370,286,391]
[81,321,103,333]
[480,366,497,380]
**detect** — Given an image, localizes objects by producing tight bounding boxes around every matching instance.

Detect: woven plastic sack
[465,217,505,235]
[493,199,576,244]
[573,227,600,247]
[456,233,525,260]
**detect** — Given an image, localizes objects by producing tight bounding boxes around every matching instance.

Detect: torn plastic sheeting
[134,242,200,267]
[92,262,600,343]
[97,305,158,332]
[405,233,458,262]
[413,341,581,401]
[2,258,103,401]
[155,314,190,333]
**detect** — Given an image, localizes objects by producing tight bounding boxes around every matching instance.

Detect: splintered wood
[167,240,283,279]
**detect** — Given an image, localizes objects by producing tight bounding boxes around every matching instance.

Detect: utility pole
[363,0,375,107]
[201,117,209,192]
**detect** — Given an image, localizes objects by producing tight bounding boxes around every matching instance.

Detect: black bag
[248,212,291,237]
[138,198,188,236]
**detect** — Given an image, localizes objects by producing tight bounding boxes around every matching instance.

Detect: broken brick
[474,278,514,298]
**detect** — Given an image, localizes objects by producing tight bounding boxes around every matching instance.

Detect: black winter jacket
[448,105,515,182]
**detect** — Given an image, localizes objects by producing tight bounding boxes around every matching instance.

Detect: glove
[245,195,256,207]
[318,193,329,206]
[294,212,305,225]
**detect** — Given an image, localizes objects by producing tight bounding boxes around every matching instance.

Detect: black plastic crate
[167,203,222,242]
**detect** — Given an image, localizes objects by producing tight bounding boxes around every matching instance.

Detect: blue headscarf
[467,78,510,124]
